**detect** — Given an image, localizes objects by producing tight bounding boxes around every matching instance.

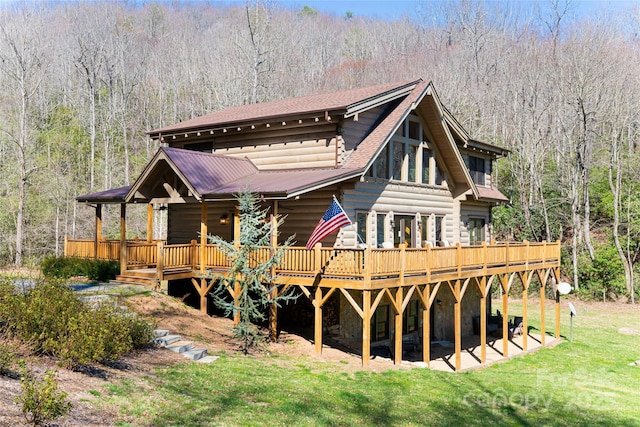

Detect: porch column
[147,203,154,243]
[501,275,509,357]
[199,202,208,313]
[119,204,127,275]
[314,286,323,356]
[454,280,461,371]
[394,287,403,365]
[540,276,546,345]
[362,290,371,368]
[480,277,487,364]
[94,203,102,259]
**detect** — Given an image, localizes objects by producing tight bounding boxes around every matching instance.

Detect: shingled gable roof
[147,80,421,138]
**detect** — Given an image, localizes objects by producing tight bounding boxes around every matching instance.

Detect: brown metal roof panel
[477,186,509,202]
[203,168,361,199]
[162,147,258,194]
[148,80,421,137]
[77,186,130,203]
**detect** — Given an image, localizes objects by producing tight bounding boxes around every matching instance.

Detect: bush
[15,364,72,426]
[576,245,627,300]
[0,279,155,367]
[0,341,17,375]
[40,256,118,282]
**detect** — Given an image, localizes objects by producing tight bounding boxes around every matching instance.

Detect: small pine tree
[207,191,297,354]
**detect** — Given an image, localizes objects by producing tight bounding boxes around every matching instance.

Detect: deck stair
[153,329,215,362]
[112,269,157,287]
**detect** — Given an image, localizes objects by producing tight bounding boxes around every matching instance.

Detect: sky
[224,0,639,22]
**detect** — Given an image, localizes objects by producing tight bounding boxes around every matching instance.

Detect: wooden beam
[394,287,403,365]
[119,204,127,275]
[454,279,461,371]
[147,203,153,243]
[521,271,529,351]
[479,276,487,364]
[422,285,431,366]
[95,204,102,259]
[200,203,208,275]
[554,267,561,339]
[540,271,546,345]
[501,274,509,357]
[339,288,364,318]
[269,205,278,342]
[314,286,323,356]
[362,290,371,368]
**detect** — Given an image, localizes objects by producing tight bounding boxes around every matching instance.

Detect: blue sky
[225,0,639,22]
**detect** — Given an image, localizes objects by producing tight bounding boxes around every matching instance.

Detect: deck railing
[64,238,560,283]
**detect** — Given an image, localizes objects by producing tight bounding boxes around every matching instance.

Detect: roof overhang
[76,186,130,204]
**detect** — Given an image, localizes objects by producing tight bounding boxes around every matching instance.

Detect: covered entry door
[393,215,416,247]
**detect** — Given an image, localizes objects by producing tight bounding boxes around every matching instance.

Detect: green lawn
[104,300,640,426]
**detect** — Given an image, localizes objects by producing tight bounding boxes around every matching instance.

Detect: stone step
[153,329,169,338]
[166,340,193,354]
[197,355,219,364]
[155,334,181,346]
[183,348,207,361]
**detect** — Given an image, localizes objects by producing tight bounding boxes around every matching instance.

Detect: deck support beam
[314,286,323,356]
[362,290,371,368]
[422,285,431,366]
[553,267,561,339]
[394,287,403,365]
[522,272,529,351]
[540,273,546,345]
[501,274,509,357]
[269,203,279,342]
[454,280,461,371]
[119,204,127,275]
[480,276,487,364]
[95,204,102,259]
[147,203,153,243]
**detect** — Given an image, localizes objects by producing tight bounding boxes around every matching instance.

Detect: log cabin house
[66,79,562,370]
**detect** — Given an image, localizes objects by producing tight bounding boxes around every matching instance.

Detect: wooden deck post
[156,240,164,284]
[95,203,102,259]
[314,286,323,356]
[362,290,371,368]
[394,287,403,365]
[200,203,207,275]
[480,276,487,364]
[454,280,461,371]
[554,268,561,339]
[147,203,153,243]
[501,274,509,357]
[119,204,127,275]
[540,275,546,345]
[422,285,431,367]
[522,271,529,351]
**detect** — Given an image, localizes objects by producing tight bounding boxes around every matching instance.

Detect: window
[370,145,388,179]
[435,164,443,186]
[376,214,386,247]
[422,148,431,184]
[392,141,404,180]
[468,156,486,186]
[408,145,418,182]
[403,299,419,334]
[435,216,444,243]
[421,216,428,244]
[469,218,485,245]
[356,212,367,246]
[408,121,420,140]
[372,305,390,341]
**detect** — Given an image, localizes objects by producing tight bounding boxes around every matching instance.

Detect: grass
[100,299,640,426]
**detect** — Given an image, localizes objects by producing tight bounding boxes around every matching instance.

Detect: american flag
[306,198,351,249]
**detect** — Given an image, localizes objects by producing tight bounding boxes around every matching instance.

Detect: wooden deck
[65,238,560,290]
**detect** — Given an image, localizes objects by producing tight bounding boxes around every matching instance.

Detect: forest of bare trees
[0,0,638,301]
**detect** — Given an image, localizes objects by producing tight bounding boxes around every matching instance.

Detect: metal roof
[77,186,130,203]
[148,80,421,138]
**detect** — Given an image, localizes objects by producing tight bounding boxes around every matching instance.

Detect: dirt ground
[0,287,398,427]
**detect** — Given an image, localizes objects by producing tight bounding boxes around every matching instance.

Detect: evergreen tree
[207,192,297,354]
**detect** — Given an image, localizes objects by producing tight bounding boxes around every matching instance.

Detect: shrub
[40,256,118,282]
[0,341,17,375]
[0,279,155,366]
[15,364,72,426]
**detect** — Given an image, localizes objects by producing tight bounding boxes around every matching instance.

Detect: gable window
[468,156,486,186]
[369,145,388,179]
[408,145,418,182]
[422,149,431,184]
[392,141,404,180]
[372,305,390,341]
